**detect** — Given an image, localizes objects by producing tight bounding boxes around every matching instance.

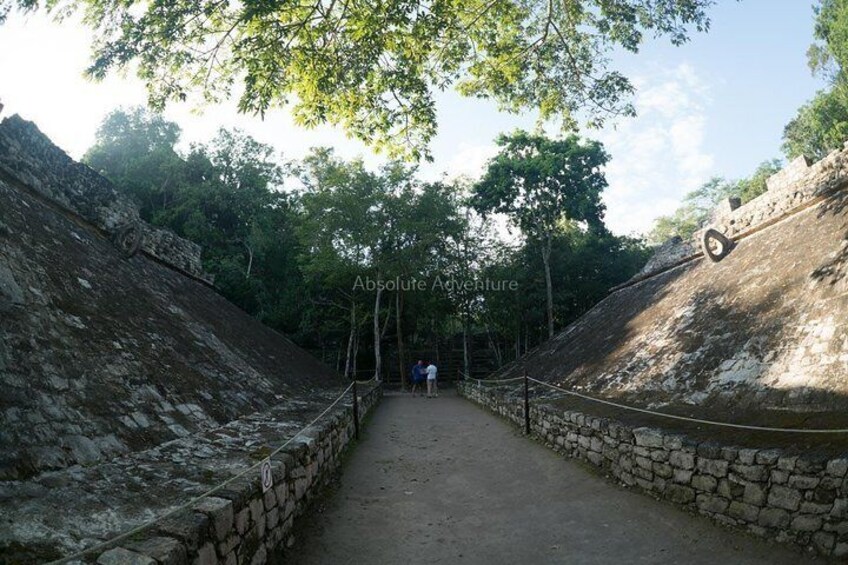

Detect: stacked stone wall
[90,384,381,565]
[634,142,848,282]
[459,382,848,558]
[0,115,211,283]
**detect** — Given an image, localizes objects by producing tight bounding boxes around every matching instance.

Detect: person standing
[411,360,425,396]
[426,361,438,398]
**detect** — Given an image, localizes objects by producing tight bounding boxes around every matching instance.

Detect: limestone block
[692,474,718,493]
[768,485,802,511]
[791,515,823,532]
[158,512,210,552]
[193,543,216,565]
[728,501,760,523]
[788,475,820,490]
[96,548,156,565]
[235,508,250,536]
[632,428,664,448]
[758,507,791,529]
[730,464,767,483]
[812,531,836,554]
[672,469,693,484]
[827,459,848,478]
[696,458,729,478]
[743,483,767,507]
[696,494,729,514]
[669,451,695,470]
[665,484,696,504]
[193,497,234,542]
[126,537,187,565]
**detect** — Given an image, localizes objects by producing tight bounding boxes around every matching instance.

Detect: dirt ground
[283,389,825,565]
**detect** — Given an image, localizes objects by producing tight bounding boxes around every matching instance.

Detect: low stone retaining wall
[90,384,382,565]
[459,381,848,558]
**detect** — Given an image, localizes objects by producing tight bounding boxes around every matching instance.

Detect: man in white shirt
[426,362,438,398]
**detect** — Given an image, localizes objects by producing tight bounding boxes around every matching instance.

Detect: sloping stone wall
[635,142,848,281]
[90,383,381,565]
[0,114,212,283]
[459,382,848,558]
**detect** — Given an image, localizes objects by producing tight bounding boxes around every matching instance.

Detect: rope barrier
[526,377,848,434]
[458,372,525,386]
[48,382,360,565]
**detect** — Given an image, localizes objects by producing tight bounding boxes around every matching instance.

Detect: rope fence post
[523,373,530,435]
[352,380,360,441]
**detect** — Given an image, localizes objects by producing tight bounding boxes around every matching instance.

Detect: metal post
[523,374,530,435]
[352,380,360,441]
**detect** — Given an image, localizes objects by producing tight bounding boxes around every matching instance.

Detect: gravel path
[285,390,822,564]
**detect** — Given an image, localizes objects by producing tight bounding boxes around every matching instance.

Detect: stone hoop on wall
[702,228,734,263]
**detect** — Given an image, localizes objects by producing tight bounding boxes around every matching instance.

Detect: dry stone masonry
[490,142,848,411]
[632,143,848,281]
[0,115,212,283]
[89,384,382,565]
[459,382,848,558]
[0,112,374,563]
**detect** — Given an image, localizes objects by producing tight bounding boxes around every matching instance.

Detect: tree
[783,88,848,160]
[472,131,608,339]
[84,107,185,219]
[782,0,848,160]
[647,160,782,244]
[4,0,715,160]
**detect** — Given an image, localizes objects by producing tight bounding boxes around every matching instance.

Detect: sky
[0,1,828,236]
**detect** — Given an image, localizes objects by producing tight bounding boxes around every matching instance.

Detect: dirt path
[285,390,821,564]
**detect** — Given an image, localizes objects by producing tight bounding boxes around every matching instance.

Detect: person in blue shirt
[411,360,425,396]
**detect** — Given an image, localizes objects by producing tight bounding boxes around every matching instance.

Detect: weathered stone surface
[791,515,823,532]
[158,513,210,552]
[768,486,802,512]
[669,451,694,470]
[193,497,234,541]
[194,543,217,565]
[127,537,187,565]
[743,483,767,507]
[691,474,717,493]
[696,458,729,478]
[826,459,848,478]
[728,501,760,523]
[758,508,791,529]
[96,547,156,565]
[665,484,695,504]
[632,428,664,448]
[696,494,729,514]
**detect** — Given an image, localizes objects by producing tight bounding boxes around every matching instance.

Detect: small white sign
[260,458,274,493]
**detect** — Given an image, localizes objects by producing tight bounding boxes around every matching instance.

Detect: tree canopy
[782,0,848,160]
[3,0,714,160]
[473,130,609,337]
[82,107,647,380]
[647,159,782,244]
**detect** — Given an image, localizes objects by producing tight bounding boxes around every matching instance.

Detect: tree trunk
[462,314,470,378]
[373,280,383,381]
[344,301,356,380]
[353,330,359,378]
[515,323,521,360]
[542,234,554,340]
[244,242,254,279]
[396,290,406,390]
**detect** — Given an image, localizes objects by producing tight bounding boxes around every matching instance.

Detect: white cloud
[437,142,498,183]
[596,63,715,236]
